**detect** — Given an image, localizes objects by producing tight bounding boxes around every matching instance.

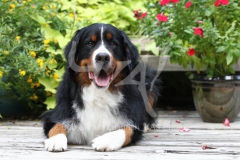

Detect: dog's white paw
[44,134,68,152]
[92,130,125,152]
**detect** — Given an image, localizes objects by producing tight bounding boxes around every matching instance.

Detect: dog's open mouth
[88,70,114,87]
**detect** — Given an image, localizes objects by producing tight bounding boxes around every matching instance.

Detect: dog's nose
[95,53,110,64]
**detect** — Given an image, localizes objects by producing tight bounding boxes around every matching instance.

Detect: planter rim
[191,74,240,81]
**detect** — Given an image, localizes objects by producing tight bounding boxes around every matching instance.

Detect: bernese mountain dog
[42,23,161,152]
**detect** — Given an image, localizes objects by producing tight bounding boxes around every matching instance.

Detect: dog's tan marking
[147,92,155,108]
[122,126,133,146]
[107,32,113,40]
[91,34,97,42]
[76,57,93,86]
[48,123,67,138]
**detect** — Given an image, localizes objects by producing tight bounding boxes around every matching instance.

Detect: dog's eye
[88,41,94,46]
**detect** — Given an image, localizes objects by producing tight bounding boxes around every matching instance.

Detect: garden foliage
[0,0,143,111]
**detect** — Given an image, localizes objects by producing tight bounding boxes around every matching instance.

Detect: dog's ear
[64,29,83,63]
[121,31,139,70]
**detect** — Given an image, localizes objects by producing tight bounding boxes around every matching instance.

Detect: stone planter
[191,75,240,122]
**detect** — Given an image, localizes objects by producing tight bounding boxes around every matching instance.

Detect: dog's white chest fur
[66,84,130,145]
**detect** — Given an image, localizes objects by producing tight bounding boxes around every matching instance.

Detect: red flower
[133,10,147,20]
[221,0,229,5]
[156,14,168,22]
[214,0,229,6]
[133,10,140,19]
[141,12,147,19]
[185,2,192,8]
[214,0,221,6]
[159,0,171,6]
[187,48,195,56]
[193,27,204,38]
[171,0,180,3]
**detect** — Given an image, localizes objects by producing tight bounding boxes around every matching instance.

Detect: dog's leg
[92,126,133,152]
[44,123,68,152]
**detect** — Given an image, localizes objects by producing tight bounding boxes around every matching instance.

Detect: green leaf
[38,77,59,93]
[233,49,240,56]
[48,62,58,70]
[41,26,69,49]
[145,41,159,56]
[44,97,56,110]
[226,53,233,65]
[29,14,46,25]
[216,46,225,53]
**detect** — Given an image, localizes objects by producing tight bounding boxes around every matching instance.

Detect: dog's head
[65,23,139,90]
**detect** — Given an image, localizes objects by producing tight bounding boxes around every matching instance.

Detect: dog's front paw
[92,130,125,152]
[44,134,68,152]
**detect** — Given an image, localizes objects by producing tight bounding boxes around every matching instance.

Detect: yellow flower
[28,0,31,2]
[69,13,74,18]
[45,24,49,27]
[37,58,43,63]
[27,78,32,83]
[37,58,44,68]
[46,70,51,76]
[31,83,35,88]
[53,73,58,79]
[15,36,21,41]
[35,81,40,87]
[0,71,3,77]
[23,1,26,4]
[30,94,38,100]
[53,38,58,43]
[42,6,46,10]
[29,51,36,58]
[51,13,56,17]
[19,70,26,76]
[44,39,50,46]
[10,4,16,9]
[49,59,55,64]
[3,50,8,55]
[34,95,38,100]
[52,5,56,10]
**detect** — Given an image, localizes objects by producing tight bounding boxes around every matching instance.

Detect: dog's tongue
[95,70,112,87]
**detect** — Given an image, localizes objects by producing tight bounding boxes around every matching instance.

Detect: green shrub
[0,0,67,111]
[0,0,145,112]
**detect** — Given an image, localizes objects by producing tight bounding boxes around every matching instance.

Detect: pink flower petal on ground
[154,135,159,138]
[175,120,180,123]
[202,145,216,150]
[179,127,190,132]
[223,118,230,126]
[202,145,208,150]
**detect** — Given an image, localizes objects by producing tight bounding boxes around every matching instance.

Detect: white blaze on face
[92,26,111,68]
[89,26,113,88]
